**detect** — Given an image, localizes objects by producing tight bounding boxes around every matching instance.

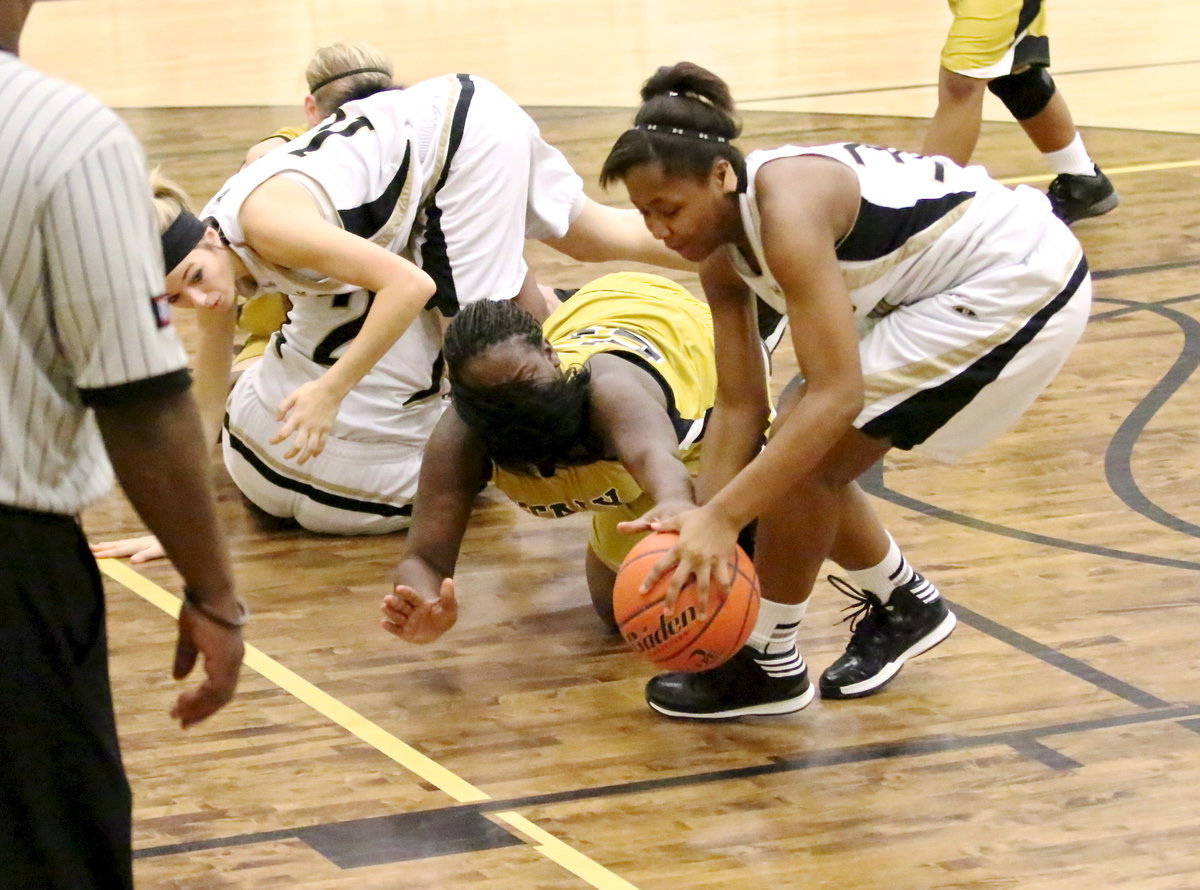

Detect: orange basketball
[612,531,760,672]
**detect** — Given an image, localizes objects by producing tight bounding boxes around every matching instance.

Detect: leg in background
[922,67,989,165]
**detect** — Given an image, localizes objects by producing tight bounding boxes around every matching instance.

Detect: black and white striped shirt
[0,52,189,514]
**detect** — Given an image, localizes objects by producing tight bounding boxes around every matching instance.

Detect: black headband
[634,123,728,143]
[161,210,207,275]
[308,67,391,93]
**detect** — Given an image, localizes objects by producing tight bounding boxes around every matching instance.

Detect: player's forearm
[320,284,429,398]
[94,390,236,606]
[632,450,696,510]
[706,386,858,530]
[542,200,696,271]
[390,554,450,599]
[694,398,769,504]
[193,306,238,446]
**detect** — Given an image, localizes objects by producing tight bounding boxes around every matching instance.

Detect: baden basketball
[612,531,760,672]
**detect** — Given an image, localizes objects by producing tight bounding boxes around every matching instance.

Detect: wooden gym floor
[21,1,1200,887]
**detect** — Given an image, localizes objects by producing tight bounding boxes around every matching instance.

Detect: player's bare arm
[239,176,436,462]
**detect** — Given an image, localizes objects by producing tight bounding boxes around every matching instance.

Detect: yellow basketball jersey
[268,124,308,144]
[492,271,715,525]
[545,271,715,442]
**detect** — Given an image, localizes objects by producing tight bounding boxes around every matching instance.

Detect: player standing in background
[922,0,1117,224]
[0,0,244,886]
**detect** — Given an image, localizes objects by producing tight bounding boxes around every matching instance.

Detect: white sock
[1043,133,1096,177]
[845,532,911,599]
[746,598,808,678]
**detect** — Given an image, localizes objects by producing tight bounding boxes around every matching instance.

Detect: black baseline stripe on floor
[133,703,1200,867]
[945,600,1172,710]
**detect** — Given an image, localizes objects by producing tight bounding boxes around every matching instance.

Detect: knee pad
[987,67,1056,121]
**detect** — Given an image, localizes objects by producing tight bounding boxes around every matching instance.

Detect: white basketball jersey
[244,295,446,443]
[728,143,1060,322]
[205,72,582,442]
[203,73,476,300]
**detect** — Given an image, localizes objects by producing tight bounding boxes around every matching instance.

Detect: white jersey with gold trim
[209,72,585,442]
[728,142,1061,324]
[726,142,1090,464]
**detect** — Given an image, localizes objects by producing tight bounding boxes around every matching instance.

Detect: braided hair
[443,300,603,477]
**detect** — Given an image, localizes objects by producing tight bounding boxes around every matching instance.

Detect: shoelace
[826,575,886,633]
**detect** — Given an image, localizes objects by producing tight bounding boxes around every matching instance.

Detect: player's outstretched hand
[90,534,167,564]
[170,600,244,729]
[381,578,458,644]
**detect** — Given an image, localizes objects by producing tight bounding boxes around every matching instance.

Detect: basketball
[612,531,760,672]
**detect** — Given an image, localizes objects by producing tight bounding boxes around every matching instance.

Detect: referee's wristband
[183,587,249,630]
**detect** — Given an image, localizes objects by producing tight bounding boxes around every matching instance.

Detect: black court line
[1092,260,1200,282]
[133,809,524,865]
[134,262,1199,871]
[1008,738,1084,771]
[946,601,1171,709]
[861,462,1200,572]
[135,704,1199,866]
[1094,293,1200,319]
[740,58,1200,104]
[1100,298,1200,537]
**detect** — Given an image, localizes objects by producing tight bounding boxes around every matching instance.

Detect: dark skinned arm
[380,407,486,644]
[588,353,696,520]
[643,155,865,605]
[93,388,242,728]
[692,253,772,505]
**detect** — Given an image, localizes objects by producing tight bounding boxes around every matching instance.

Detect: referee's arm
[87,376,237,610]
[46,125,242,727]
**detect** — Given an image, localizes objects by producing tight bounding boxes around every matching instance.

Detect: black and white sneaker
[819,574,956,700]
[1047,167,1118,225]
[645,646,815,719]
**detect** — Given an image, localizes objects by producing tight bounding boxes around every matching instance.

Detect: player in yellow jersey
[923,0,1117,224]
[380,272,762,639]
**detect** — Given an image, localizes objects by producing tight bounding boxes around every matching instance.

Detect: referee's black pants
[0,506,133,890]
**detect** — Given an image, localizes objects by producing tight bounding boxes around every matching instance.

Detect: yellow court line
[998,157,1200,185]
[98,559,642,890]
[496,812,643,890]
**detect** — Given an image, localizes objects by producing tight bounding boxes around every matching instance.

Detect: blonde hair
[149,168,194,236]
[305,42,394,117]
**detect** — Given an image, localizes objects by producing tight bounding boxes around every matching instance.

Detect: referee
[1,2,244,888]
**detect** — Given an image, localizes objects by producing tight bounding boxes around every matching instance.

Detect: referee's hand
[170,604,244,729]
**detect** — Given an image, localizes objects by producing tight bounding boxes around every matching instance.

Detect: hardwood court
[22,1,1200,887]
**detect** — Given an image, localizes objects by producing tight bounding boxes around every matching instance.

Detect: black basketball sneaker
[819,574,956,700]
